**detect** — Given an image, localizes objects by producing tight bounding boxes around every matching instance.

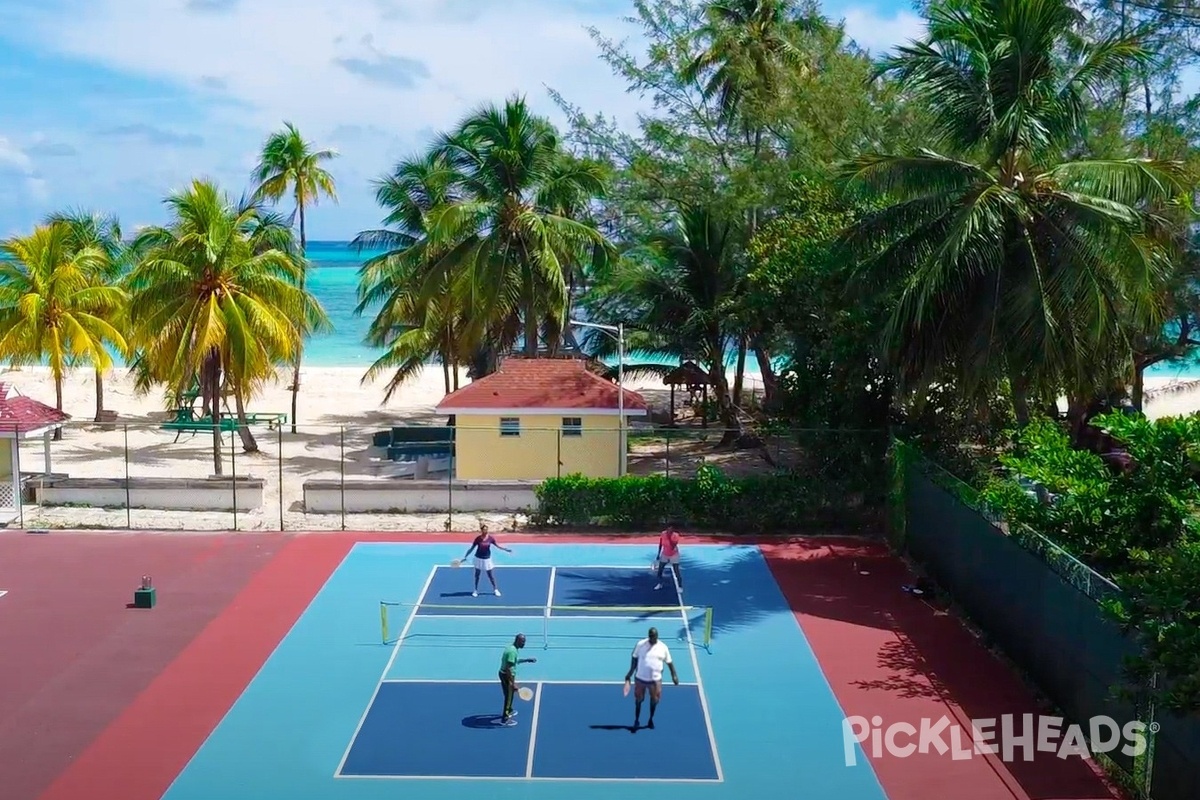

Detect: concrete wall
[454,414,622,480]
[303,479,538,514]
[33,476,264,512]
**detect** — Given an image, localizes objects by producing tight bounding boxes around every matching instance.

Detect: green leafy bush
[532,465,866,532]
[980,413,1200,711]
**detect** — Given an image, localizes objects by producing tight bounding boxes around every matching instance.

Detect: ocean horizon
[299,241,776,378]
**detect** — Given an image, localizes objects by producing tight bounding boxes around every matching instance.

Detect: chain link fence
[6,421,885,533]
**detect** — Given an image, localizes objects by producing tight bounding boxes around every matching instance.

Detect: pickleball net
[380,602,713,651]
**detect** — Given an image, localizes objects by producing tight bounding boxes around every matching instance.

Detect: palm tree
[684,0,812,128]
[127,180,328,474]
[683,0,814,403]
[588,205,745,439]
[427,96,609,358]
[842,0,1186,422]
[353,151,475,399]
[252,122,338,433]
[46,210,129,421]
[0,222,128,438]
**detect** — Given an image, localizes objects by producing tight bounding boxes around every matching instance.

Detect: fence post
[277,423,284,531]
[230,427,238,531]
[1143,671,1158,799]
[665,428,670,478]
[446,448,453,531]
[123,424,132,529]
[14,431,23,529]
[339,425,346,532]
[557,428,562,479]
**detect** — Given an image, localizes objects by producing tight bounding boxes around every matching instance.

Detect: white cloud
[7,0,924,237]
[837,5,926,54]
[0,136,50,204]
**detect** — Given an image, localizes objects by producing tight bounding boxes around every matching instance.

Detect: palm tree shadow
[552,545,790,643]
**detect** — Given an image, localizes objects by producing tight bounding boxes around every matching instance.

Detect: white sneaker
[494,589,501,597]
[472,591,478,597]
[654,583,663,590]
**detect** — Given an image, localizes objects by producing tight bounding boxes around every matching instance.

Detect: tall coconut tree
[589,205,745,439]
[426,96,609,358]
[127,180,329,474]
[45,210,129,421]
[0,222,128,438]
[252,122,338,433]
[683,0,814,403]
[842,0,1187,421]
[353,151,475,399]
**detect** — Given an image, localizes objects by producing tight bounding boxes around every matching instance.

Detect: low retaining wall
[303,479,538,514]
[33,476,265,512]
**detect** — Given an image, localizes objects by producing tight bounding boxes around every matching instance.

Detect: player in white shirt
[623,627,679,730]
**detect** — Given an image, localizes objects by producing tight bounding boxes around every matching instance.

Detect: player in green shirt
[499,633,536,726]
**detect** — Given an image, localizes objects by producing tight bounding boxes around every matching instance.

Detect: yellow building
[436,358,648,480]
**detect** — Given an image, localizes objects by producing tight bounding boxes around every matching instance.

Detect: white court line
[545,567,557,616]
[524,681,544,778]
[675,569,723,782]
[336,774,720,783]
[0,590,7,599]
[380,678,700,686]
[333,565,437,778]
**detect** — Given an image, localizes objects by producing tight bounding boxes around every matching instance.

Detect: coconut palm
[587,205,745,438]
[127,180,328,474]
[0,222,128,438]
[252,122,338,433]
[426,96,609,358]
[353,151,475,399]
[45,209,129,421]
[683,0,813,128]
[842,0,1187,421]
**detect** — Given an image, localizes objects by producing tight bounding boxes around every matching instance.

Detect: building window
[562,417,583,437]
[500,417,520,437]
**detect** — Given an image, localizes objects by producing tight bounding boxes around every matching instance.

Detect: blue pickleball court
[160,542,890,799]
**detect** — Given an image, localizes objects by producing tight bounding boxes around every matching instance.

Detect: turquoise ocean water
[302,241,752,374]
[264,242,1200,379]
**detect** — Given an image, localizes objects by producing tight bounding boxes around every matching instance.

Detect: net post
[380,602,388,645]
[703,606,713,652]
[543,608,550,650]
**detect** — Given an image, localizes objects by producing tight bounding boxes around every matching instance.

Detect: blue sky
[0,0,923,240]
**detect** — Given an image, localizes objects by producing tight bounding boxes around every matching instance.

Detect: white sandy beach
[0,364,1191,532]
[0,364,764,532]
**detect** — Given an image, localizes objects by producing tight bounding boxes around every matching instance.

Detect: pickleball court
[2,532,1127,800]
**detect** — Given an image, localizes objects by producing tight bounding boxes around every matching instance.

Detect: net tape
[380,602,713,651]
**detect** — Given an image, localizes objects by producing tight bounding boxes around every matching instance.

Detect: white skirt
[474,556,494,571]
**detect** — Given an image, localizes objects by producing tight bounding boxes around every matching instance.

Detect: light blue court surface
[161,543,891,799]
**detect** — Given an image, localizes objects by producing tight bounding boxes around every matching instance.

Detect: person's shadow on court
[462,714,509,729]
[590,724,639,734]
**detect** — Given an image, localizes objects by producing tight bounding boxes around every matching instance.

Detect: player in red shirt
[654,526,682,592]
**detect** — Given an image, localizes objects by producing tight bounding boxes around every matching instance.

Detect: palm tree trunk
[709,334,741,446]
[523,265,538,357]
[453,359,460,390]
[94,368,105,422]
[290,198,307,435]
[206,354,223,476]
[233,386,259,453]
[442,357,451,395]
[750,338,777,406]
[53,372,64,441]
[732,336,747,406]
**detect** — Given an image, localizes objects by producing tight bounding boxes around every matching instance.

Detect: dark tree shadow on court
[552,547,793,645]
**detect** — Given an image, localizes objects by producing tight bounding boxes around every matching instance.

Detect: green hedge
[532,465,875,532]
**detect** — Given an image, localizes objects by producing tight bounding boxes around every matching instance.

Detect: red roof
[436,358,648,413]
[0,382,71,434]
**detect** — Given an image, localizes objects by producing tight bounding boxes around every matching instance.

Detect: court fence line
[14,421,885,532]
[893,439,1200,800]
